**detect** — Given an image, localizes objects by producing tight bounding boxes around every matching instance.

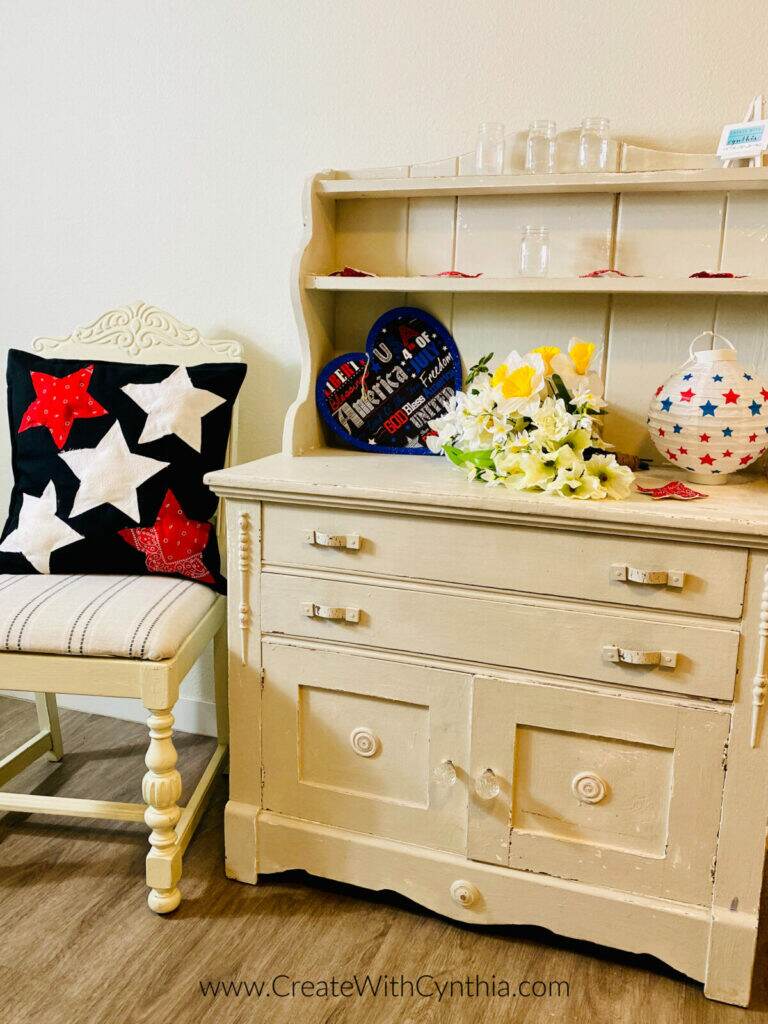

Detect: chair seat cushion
[0,574,219,661]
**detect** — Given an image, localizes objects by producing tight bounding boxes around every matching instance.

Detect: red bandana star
[119,490,215,584]
[19,364,108,449]
[722,389,740,405]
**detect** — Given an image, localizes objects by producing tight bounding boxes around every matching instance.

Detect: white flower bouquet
[427,339,634,500]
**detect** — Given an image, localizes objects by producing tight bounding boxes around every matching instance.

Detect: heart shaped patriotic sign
[316,307,462,454]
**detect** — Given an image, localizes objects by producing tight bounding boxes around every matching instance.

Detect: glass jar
[520,226,549,276]
[578,117,610,171]
[475,122,505,175]
[525,120,557,174]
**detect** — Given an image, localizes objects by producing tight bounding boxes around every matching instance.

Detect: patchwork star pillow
[0,349,246,592]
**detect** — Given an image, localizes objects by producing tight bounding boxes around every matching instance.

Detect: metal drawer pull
[304,530,361,550]
[302,603,360,623]
[611,564,685,588]
[603,644,677,668]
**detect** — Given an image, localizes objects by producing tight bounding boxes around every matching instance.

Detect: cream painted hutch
[207,133,768,1006]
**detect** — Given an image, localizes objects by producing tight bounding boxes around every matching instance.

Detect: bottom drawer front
[262,643,471,853]
[261,573,739,699]
[469,676,729,905]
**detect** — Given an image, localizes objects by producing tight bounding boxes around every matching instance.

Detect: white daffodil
[546,461,605,500]
[502,450,556,491]
[583,454,634,500]
[425,404,460,453]
[550,338,604,404]
[490,350,546,417]
[531,397,577,446]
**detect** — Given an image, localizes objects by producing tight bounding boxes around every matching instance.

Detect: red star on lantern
[658,427,666,437]
[665,449,678,461]
[761,388,768,401]
[19,364,108,449]
[678,446,688,455]
[722,389,740,405]
[699,432,710,442]
[118,490,215,584]
[740,454,753,466]
[679,388,696,402]
[655,385,664,397]
[722,449,733,458]
[749,432,758,443]
[699,453,715,466]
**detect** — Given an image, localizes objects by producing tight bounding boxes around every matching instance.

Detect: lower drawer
[261,572,740,699]
[261,642,471,854]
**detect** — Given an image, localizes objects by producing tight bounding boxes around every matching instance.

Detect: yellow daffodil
[490,351,546,416]
[550,337,604,404]
[530,345,561,375]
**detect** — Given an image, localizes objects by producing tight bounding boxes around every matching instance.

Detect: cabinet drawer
[263,504,746,618]
[468,676,729,905]
[261,573,739,699]
[261,643,471,853]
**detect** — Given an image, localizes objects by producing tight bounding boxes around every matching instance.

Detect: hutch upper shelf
[318,167,768,199]
[305,275,768,295]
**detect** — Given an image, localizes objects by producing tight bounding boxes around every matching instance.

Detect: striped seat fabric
[0,575,219,661]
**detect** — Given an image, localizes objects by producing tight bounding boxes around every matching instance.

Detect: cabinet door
[262,642,471,853]
[468,676,729,905]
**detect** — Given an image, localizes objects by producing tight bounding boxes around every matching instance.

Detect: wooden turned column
[143,709,182,913]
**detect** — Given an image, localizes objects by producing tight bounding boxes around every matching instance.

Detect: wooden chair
[0,302,242,912]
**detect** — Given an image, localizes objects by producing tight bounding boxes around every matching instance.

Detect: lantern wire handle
[688,330,736,361]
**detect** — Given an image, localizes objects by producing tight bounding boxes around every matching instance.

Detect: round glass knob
[475,768,500,800]
[433,759,458,787]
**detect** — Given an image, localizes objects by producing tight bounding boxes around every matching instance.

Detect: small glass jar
[475,122,505,175]
[577,117,610,171]
[520,226,549,276]
[525,120,557,174]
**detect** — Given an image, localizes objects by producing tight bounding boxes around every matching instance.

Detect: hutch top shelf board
[319,167,768,199]
[305,275,768,295]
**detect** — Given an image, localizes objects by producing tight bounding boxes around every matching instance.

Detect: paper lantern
[647,332,768,484]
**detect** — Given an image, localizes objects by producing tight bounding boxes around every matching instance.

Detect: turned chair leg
[35,693,63,761]
[142,706,182,913]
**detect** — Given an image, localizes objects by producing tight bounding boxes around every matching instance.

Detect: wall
[2,0,767,732]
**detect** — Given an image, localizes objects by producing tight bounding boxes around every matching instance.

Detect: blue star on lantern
[673,423,683,434]
[744,373,754,381]
[699,400,718,417]
[660,396,673,412]
[749,399,762,416]
[722,426,733,437]
[712,374,723,383]
[683,373,693,381]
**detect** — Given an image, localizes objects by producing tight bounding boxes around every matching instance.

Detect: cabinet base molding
[250,809,716,989]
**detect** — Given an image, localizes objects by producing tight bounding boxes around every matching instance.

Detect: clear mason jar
[520,226,549,276]
[475,122,505,175]
[525,120,557,173]
[577,117,610,171]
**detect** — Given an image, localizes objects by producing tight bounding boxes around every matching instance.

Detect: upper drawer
[261,573,740,700]
[262,504,746,618]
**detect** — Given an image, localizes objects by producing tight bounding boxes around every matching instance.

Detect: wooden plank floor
[1,693,767,1024]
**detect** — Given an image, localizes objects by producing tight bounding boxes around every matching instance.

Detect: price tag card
[717,120,768,160]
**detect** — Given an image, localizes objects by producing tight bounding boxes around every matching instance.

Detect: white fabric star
[60,422,168,522]
[122,366,225,452]
[0,481,82,572]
